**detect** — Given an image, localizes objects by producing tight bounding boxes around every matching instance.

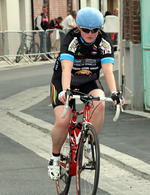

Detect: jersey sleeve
[60,30,78,62]
[99,32,114,65]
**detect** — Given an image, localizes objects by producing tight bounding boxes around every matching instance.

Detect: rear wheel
[76,124,100,195]
[56,136,72,195]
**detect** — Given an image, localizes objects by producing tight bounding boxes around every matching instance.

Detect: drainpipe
[31,0,34,30]
[79,0,81,9]
[118,0,124,91]
[99,0,101,11]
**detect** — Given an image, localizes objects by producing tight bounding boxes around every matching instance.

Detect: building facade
[119,0,150,111]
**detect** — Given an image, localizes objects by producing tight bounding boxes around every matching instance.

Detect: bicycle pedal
[60,154,68,161]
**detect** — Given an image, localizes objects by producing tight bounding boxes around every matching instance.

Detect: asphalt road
[1,62,150,194]
[0,63,52,100]
[0,133,55,195]
[0,63,112,195]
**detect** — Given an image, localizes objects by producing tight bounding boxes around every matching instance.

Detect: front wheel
[76,124,100,195]
[28,42,40,61]
[16,44,28,63]
[56,137,72,195]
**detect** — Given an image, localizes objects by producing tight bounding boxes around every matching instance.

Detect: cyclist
[48,7,124,180]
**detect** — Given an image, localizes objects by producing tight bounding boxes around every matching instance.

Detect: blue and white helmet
[76,7,104,28]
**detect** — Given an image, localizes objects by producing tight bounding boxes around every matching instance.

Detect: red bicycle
[56,88,121,195]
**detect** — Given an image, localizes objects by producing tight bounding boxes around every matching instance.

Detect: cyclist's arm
[61,59,73,90]
[59,59,73,103]
[102,62,117,93]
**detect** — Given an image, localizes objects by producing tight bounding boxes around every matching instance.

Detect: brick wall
[33,0,78,21]
[33,0,44,19]
[49,0,67,20]
[123,0,141,44]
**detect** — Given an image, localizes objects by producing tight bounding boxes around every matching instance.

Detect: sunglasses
[80,26,100,34]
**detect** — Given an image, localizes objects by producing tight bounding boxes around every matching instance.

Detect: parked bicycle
[55,88,122,195]
[15,32,39,63]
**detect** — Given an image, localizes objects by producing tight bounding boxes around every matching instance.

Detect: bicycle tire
[56,137,72,195]
[28,42,39,61]
[76,124,100,195]
[16,45,28,63]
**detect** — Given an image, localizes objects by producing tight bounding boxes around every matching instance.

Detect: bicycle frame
[61,88,122,173]
[67,97,96,176]
[56,88,123,195]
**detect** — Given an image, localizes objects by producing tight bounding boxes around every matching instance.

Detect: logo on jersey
[75,70,92,75]
[99,38,111,54]
[91,51,97,55]
[77,52,84,56]
[93,44,98,51]
[68,37,78,53]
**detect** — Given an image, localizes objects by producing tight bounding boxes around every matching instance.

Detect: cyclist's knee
[95,101,105,113]
[55,118,70,129]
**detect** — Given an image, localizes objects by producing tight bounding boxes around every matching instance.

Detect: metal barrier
[0,28,118,66]
[0,29,64,65]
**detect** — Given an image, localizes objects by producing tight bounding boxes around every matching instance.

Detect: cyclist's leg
[80,80,105,135]
[50,77,72,154]
[89,88,105,135]
[49,79,72,181]
[51,105,71,154]
[53,106,72,194]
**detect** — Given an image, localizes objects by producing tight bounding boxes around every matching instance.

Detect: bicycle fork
[69,123,82,176]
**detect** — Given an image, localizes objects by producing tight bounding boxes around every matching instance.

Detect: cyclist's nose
[89,31,92,35]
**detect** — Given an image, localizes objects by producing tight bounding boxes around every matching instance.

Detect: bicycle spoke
[76,125,100,195]
[56,139,72,195]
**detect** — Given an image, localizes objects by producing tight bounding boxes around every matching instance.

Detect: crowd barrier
[0,28,118,65]
[0,29,65,65]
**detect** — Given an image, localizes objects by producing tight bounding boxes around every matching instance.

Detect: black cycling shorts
[50,78,104,108]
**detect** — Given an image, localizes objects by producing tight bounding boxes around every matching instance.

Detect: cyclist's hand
[58,90,66,104]
[111,91,125,106]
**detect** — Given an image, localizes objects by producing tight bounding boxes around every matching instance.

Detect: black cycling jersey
[53,28,114,86]
[51,28,114,107]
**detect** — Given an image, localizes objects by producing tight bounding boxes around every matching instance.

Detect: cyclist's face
[78,26,98,44]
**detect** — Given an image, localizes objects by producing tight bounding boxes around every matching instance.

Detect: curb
[100,145,150,181]
[0,59,55,71]
[7,109,150,181]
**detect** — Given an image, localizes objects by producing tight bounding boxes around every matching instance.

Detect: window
[67,0,72,15]
[43,0,48,6]
[86,0,91,7]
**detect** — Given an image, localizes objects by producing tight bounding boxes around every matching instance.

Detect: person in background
[49,17,63,30]
[114,8,118,16]
[60,11,77,46]
[104,10,112,18]
[62,11,77,29]
[103,10,118,51]
[36,5,50,60]
[48,17,63,58]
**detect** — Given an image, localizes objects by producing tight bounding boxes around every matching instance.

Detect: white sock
[51,154,60,161]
